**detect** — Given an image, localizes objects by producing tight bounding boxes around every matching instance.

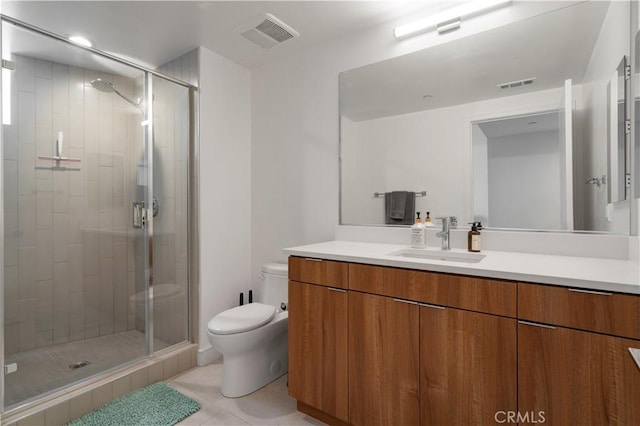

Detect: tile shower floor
[168,362,326,426]
[4,330,169,408]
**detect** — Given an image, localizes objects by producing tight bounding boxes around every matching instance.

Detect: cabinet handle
[568,288,613,296]
[304,258,323,262]
[393,298,418,305]
[629,348,640,371]
[419,303,445,310]
[518,320,556,330]
[327,287,346,293]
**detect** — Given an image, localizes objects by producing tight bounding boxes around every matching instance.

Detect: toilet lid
[207,303,276,335]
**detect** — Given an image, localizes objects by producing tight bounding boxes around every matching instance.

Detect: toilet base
[220,330,288,398]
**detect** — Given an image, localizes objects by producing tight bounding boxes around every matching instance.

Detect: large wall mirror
[340,0,633,234]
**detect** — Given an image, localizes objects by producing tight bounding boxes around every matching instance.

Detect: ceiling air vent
[237,14,300,49]
[497,77,536,89]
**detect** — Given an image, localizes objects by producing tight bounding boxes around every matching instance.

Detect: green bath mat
[67,382,201,426]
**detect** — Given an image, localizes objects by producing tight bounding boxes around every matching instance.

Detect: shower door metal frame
[0,14,198,414]
[0,24,6,410]
[144,74,155,355]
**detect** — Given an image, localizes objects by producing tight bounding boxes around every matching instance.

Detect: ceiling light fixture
[394,0,512,39]
[68,35,92,48]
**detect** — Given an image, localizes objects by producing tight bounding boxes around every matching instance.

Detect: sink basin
[388,249,485,264]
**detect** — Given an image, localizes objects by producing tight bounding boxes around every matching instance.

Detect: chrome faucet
[435,217,451,250]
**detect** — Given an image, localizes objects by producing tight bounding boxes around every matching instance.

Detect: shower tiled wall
[3,54,143,355]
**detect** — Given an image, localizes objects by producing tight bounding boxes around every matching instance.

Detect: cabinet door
[288,281,349,422]
[518,321,640,425]
[349,292,419,426]
[420,305,517,425]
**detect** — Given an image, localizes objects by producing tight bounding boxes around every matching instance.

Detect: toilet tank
[261,263,288,308]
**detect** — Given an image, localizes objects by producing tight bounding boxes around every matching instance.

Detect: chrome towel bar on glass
[373,191,426,198]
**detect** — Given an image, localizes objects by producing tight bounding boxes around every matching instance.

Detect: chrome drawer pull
[518,320,556,330]
[568,288,613,296]
[629,348,640,371]
[393,298,418,305]
[304,258,323,262]
[327,287,346,293]
[419,303,445,310]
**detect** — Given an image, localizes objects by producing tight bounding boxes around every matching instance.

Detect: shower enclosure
[0,17,193,411]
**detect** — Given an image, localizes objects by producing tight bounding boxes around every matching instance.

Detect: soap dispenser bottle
[468,222,482,252]
[424,211,435,227]
[411,212,426,248]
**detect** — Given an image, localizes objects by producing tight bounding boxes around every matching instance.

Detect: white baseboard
[197,344,221,366]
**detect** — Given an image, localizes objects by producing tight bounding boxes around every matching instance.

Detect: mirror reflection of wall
[340,0,632,234]
[472,112,563,230]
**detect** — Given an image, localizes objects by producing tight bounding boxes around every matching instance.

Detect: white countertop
[283,240,640,295]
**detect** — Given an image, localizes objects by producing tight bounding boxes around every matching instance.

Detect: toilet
[207,263,288,398]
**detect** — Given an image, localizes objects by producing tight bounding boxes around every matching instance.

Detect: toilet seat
[207,303,276,335]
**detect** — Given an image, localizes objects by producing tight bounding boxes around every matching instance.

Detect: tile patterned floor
[4,330,169,408]
[168,362,326,426]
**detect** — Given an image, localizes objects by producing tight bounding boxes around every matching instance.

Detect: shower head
[90,78,115,93]
[90,78,143,113]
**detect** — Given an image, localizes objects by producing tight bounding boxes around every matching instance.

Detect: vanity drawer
[288,256,348,289]
[518,283,640,339]
[349,264,516,317]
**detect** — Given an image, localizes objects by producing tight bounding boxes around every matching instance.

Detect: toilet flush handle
[280,302,287,311]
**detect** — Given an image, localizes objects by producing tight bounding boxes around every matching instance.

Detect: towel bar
[373,191,426,198]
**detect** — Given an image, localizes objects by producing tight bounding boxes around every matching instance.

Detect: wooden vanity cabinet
[518,282,640,339]
[518,321,640,425]
[347,262,517,426]
[517,282,640,424]
[420,305,517,425]
[348,292,419,426]
[288,256,348,289]
[349,263,517,317]
[288,256,640,426]
[288,280,349,423]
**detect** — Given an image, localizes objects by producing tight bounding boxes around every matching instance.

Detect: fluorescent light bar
[394,0,512,39]
[68,35,92,48]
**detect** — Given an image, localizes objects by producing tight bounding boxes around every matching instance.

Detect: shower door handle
[133,201,147,229]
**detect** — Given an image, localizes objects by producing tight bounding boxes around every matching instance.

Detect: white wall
[198,47,251,364]
[487,130,562,230]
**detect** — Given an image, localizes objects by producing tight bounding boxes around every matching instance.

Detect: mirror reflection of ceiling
[477,112,559,139]
[340,1,609,122]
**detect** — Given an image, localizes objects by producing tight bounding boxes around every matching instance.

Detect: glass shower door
[148,75,190,350]
[1,21,151,409]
